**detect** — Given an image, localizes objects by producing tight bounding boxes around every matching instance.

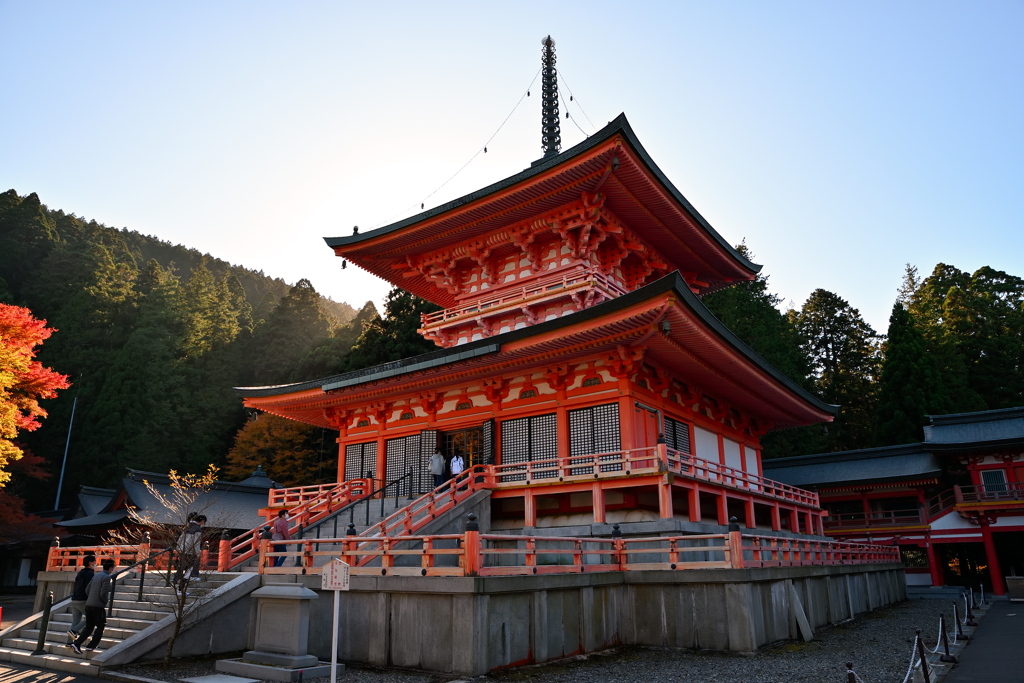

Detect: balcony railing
[419,269,627,329]
[955,482,1024,505]
[489,445,820,507]
[823,509,925,531]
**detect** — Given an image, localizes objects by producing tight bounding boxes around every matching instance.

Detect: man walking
[70,558,114,655]
[177,514,206,592]
[429,447,445,490]
[67,554,95,641]
[272,509,291,567]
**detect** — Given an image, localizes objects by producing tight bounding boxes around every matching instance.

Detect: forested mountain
[2,188,1021,509]
[0,190,369,508]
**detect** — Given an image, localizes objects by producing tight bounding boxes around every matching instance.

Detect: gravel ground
[112,598,960,683]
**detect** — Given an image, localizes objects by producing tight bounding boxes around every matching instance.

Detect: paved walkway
[0,661,91,683]
[946,599,1024,682]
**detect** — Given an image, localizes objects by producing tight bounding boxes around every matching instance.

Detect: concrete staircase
[0,572,236,676]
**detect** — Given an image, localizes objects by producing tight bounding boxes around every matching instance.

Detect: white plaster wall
[694,427,720,463]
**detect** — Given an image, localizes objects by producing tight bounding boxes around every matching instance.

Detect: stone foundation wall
[271,564,905,676]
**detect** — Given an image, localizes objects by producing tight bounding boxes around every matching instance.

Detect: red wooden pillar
[524,490,537,528]
[979,517,1006,595]
[688,484,701,523]
[659,475,674,519]
[744,498,756,529]
[803,511,815,536]
[336,436,346,483]
[789,508,800,533]
[926,537,942,588]
[771,504,782,532]
[592,482,606,524]
[716,492,728,525]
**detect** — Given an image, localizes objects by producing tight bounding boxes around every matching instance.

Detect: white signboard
[322,558,350,591]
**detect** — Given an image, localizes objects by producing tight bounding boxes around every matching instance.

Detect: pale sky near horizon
[1,2,1021,334]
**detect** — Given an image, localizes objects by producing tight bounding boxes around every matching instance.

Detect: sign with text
[322,559,350,591]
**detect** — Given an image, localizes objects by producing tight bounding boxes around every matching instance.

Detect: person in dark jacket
[70,558,114,654]
[176,514,206,591]
[67,555,95,640]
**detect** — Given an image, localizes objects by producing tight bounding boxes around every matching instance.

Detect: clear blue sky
[1,1,1021,333]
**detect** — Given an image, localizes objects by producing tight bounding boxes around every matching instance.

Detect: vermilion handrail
[256,529,900,577]
[419,269,627,327]
[823,509,925,530]
[221,477,373,571]
[956,482,1024,504]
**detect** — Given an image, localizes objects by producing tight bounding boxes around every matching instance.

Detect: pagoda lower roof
[237,273,836,429]
[324,114,760,306]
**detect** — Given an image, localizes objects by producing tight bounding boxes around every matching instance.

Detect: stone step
[2,636,120,657]
[50,614,156,632]
[22,623,140,642]
[0,645,101,674]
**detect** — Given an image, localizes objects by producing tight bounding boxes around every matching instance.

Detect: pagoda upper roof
[237,272,835,431]
[325,114,760,306]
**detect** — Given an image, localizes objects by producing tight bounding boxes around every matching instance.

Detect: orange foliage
[226,414,336,488]
[0,304,70,486]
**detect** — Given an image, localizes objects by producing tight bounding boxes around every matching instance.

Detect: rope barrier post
[953,600,967,641]
[939,613,958,664]
[846,661,856,683]
[965,592,977,627]
[31,591,54,655]
[915,630,931,683]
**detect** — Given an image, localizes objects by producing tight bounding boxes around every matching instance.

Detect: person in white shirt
[450,452,466,480]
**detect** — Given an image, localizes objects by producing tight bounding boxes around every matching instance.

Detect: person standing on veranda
[429,447,445,490]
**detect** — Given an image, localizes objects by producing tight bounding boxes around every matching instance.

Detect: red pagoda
[237,38,836,539]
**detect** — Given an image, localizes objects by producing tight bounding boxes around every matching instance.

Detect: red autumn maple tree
[0,303,70,486]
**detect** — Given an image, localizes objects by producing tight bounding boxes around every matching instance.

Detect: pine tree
[874,303,951,444]
[793,289,880,451]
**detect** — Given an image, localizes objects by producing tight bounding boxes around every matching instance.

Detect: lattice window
[664,416,691,454]
[499,413,556,482]
[385,434,420,497]
[568,403,621,474]
[344,441,378,482]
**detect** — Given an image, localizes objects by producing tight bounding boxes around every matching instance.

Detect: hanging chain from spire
[541,35,561,158]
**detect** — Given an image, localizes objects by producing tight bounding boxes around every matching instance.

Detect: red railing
[46,543,144,571]
[956,482,1024,504]
[823,509,925,531]
[419,269,627,328]
[219,478,373,571]
[256,529,900,577]
[489,445,819,507]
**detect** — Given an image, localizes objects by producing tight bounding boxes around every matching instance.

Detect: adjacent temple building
[236,39,837,539]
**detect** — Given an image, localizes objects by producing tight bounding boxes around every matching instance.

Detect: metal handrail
[299,468,415,539]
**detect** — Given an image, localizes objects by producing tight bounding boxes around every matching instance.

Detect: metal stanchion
[953,600,968,641]
[939,614,958,663]
[965,592,977,626]
[31,591,54,655]
[915,629,932,683]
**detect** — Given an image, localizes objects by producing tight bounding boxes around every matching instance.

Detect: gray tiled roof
[763,444,942,487]
[925,406,1024,445]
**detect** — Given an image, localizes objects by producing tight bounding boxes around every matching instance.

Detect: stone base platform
[216,657,340,682]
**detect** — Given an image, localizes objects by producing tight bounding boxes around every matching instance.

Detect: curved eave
[324,114,760,307]
[237,274,834,430]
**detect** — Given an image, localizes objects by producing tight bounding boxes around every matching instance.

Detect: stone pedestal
[217,584,341,681]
